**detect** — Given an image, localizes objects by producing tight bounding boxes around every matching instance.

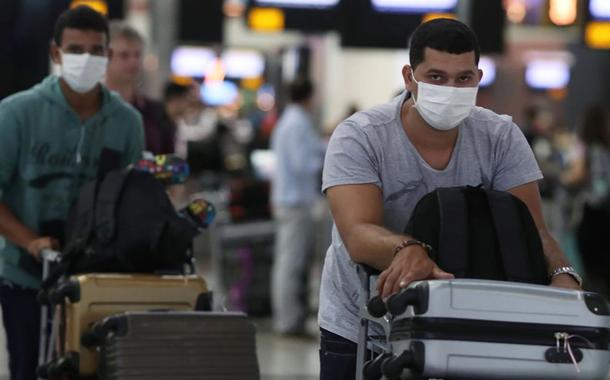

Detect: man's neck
[401,99,459,171]
[401,99,458,151]
[105,78,136,103]
[59,78,102,121]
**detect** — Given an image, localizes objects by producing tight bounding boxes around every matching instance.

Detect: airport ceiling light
[590,0,610,20]
[548,0,577,26]
[70,0,108,16]
[586,22,610,49]
[248,7,285,32]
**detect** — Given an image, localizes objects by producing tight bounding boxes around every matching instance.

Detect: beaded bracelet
[393,239,433,258]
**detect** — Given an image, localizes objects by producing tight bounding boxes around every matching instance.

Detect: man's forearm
[539,227,571,274]
[0,202,38,251]
[343,223,414,271]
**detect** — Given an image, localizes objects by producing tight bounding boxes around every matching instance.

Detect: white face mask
[411,74,478,131]
[60,52,108,93]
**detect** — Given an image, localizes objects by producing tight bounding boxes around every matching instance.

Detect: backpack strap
[436,187,469,277]
[64,180,98,254]
[485,190,534,283]
[94,170,130,244]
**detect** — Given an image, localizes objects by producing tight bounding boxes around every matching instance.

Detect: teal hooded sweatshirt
[0,75,144,289]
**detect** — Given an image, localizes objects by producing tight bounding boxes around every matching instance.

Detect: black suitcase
[91,311,260,380]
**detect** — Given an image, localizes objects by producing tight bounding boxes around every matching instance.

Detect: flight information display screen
[253,0,339,8]
[371,0,457,13]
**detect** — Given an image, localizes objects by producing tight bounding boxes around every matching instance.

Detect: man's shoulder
[0,87,46,114]
[346,99,398,129]
[338,100,398,137]
[464,106,516,136]
[104,90,142,121]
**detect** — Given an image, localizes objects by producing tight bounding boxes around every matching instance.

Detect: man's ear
[402,65,415,93]
[477,68,483,83]
[50,42,61,65]
[107,47,114,61]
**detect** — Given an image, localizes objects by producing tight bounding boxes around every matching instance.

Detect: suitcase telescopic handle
[386,288,420,316]
[366,296,387,318]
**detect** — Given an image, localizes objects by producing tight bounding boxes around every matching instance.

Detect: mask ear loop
[410,73,419,105]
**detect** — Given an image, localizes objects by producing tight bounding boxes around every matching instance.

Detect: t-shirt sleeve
[492,122,543,191]
[0,104,19,201]
[322,121,381,193]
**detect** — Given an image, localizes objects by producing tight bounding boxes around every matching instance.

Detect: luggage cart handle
[41,249,60,263]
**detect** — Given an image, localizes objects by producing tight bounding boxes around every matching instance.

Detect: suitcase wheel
[44,353,79,380]
[363,352,392,380]
[49,280,80,304]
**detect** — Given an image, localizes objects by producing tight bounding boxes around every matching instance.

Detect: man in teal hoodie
[0,6,143,380]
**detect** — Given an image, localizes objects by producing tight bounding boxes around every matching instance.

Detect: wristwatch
[551,266,583,287]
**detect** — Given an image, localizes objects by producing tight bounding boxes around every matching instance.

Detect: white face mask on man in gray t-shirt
[319,92,542,343]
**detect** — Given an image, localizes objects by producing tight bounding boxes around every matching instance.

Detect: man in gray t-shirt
[318,18,580,380]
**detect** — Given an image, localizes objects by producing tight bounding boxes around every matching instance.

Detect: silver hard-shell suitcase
[375,279,610,379]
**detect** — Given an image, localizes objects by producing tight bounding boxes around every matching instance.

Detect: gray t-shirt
[319,93,543,342]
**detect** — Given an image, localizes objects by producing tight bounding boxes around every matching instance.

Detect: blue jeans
[0,281,41,380]
[320,328,371,380]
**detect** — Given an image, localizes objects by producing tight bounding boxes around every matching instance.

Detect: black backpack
[58,169,198,276]
[405,185,548,284]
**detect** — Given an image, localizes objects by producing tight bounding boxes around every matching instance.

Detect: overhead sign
[371,0,458,13]
[253,0,339,8]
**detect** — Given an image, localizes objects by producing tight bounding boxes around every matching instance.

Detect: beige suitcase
[40,273,209,378]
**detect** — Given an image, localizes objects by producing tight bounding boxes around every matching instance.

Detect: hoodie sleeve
[123,111,145,166]
[0,104,20,201]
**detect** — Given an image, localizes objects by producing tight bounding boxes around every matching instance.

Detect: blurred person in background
[106,23,175,155]
[0,7,143,380]
[576,104,610,296]
[271,78,325,336]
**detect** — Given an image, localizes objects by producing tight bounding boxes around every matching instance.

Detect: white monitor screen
[201,81,239,106]
[372,0,458,13]
[222,50,265,78]
[478,56,496,87]
[171,47,215,78]
[250,150,277,180]
[171,47,265,79]
[590,0,610,19]
[525,60,570,90]
[254,0,339,8]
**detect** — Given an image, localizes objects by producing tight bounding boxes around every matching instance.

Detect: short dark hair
[53,6,110,46]
[163,82,190,103]
[408,18,480,70]
[289,78,314,103]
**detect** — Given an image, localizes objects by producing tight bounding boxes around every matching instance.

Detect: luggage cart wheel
[363,352,392,380]
[367,296,387,318]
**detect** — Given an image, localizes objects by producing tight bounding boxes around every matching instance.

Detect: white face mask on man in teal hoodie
[0,74,144,289]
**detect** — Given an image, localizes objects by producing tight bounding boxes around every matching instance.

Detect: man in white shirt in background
[271,78,325,336]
